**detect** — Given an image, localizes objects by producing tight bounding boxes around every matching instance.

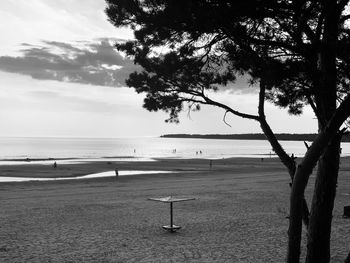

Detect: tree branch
[223,110,232,127]
[340,14,350,23]
[305,92,323,122]
[246,36,302,55]
[202,94,260,121]
[258,81,296,175]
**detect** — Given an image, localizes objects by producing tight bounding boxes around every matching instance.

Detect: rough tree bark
[288,164,311,263]
[305,1,340,262]
[306,137,341,263]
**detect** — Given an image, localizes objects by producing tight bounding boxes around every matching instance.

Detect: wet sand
[1,157,350,262]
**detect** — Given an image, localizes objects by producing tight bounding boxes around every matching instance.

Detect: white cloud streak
[0,39,139,87]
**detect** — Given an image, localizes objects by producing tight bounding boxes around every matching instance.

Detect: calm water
[0,170,173,182]
[1,136,350,162]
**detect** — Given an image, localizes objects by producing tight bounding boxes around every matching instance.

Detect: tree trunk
[305,137,340,263]
[304,1,339,262]
[285,95,350,263]
[287,164,313,263]
[345,249,350,263]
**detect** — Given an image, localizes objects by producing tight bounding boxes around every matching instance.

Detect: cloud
[0,37,256,93]
[0,38,139,87]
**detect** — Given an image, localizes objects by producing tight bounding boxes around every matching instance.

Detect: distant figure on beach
[53,162,57,168]
[199,150,202,154]
[115,168,119,178]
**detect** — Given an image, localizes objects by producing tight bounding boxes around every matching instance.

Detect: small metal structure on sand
[148,196,195,232]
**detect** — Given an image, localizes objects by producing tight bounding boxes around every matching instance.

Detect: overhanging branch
[203,95,260,121]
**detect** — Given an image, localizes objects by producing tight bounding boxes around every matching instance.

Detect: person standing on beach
[53,162,57,168]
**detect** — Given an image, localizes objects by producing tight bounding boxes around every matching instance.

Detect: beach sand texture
[0,158,349,262]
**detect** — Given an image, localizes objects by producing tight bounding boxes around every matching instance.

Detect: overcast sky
[0,0,317,138]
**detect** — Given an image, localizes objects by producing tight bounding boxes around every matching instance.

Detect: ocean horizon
[1,136,350,165]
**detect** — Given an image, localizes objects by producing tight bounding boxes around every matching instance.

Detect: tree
[105,1,350,262]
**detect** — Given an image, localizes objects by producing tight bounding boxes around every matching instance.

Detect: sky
[0,0,318,138]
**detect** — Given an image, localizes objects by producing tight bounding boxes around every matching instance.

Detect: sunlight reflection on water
[0,157,155,166]
[0,170,172,182]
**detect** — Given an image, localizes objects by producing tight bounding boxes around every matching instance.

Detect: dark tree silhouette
[106,1,350,262]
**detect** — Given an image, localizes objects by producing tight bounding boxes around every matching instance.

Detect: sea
[1,136,350,165]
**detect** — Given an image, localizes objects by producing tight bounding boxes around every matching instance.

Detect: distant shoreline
[161,133,350,142]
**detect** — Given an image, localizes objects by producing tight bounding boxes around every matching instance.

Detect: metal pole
[170,202,173,228]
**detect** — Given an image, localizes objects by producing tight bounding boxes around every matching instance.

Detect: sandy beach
[1,157,350,262]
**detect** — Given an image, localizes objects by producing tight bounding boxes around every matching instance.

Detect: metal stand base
[162,225,181,232]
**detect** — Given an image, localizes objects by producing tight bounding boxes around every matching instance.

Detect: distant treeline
[161,133,350,142]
